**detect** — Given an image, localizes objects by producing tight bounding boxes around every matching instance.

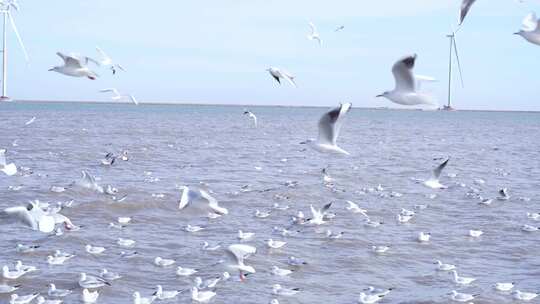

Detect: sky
[3,0,540,110]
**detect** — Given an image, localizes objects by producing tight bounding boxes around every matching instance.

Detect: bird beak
[48,68,54,71]
[375,94,384,98]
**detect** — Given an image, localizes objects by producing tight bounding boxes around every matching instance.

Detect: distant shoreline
[6,99,540,113]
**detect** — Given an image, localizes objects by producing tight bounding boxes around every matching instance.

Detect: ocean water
[0,102,539,304]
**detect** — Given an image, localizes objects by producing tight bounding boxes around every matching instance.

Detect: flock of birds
[1,0,540,303]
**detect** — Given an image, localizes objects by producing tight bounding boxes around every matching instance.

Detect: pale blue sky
[5,0,540,110]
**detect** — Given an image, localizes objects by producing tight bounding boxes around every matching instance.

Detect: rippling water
[1,102,539,304]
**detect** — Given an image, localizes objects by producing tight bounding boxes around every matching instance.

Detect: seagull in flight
[0,149,17,176]
[2,201,56,233]
[300,102,352,155]
[459,0,477,26]
[423,159,449,189]
[243,110,257,128]
[515,12,540,46]
[225,244,256,281]
[49,52,99,80]
[334,25,345,32]
[96,46,125,75]
[307,22,322,45]
[99,88,138,105]
[377,54,435,106]
[266,67,297,87]
[179,185,228,215]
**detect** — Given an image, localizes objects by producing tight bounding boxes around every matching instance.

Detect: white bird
[176,266,197,277]
[267,239,286,249]
[99,88,138,105]
[85,244,105,255]
[191,287,215,303]
[469,230,483,237]
[153,285,182,300]
[459,0,477,25]
[449,290,477,302]
[48,284,71,297]
[287,256,307,267]
[307,22,322,45]
[185,224,205,232]
[154,257,175,267]
[47,255,72,265]
[0,284,21,294]
[521,224,539,232]
[96,46,125,75]
[371,246,389,254]
[527,212,540,221]
[81,289,98,303]
[423,159,449,189]
[364,287,393,297]
[118,217,131,224]
[451,270,476,285]
[179,185,228,215]
[243,110,257,128]
[75,170,103,193]
[358,292,384,304]
[36,296,62,304]
[516,12,540,46]
[225,244,256,280]
[78,273,110,289]
[273,284,300,296]
[14,261,37,273]
[301,103,352,155]
[16,244,39,253]
[512,290,538,301]
[2,266,27,280]
[49,52,98,80]
[10,293,39,304]
[0,150,17,175]
[435,260,455,271]
[238,230,255,241]
[24,116,36,126]
[346,200,368,216]
[326,230,345,239]
[255,210,271,218]
[266,67,297,87]
[99,269,121,281]
[117,238,136,248]
[2,201,55,233]
[495,282,515,292]
[334,25,345,32]
[418,232,431,242]
[133,291,155,304]
[202,241,221,251]
[377,54,435,106]
[397,214,414,223]
[271,266,293,277]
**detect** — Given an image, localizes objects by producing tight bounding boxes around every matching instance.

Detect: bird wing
[0,149,7,166]
[522,12,539,32]
[459,0,477,25]
[62,54,83,68]
[178,186,193,209]
[115,64,126,72]
[96,46,111,64]
[392,54,417,92]
[308,22,317,35]
[282,71,297,87]
[227,244,256,265]
[129,95,138,105]
[99,88,119,95]
[317,102,352,145]
[3,206,36,229]
[433,159,449,180]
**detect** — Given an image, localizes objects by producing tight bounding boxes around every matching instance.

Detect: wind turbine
[0,0,29,102]
[444,31,464,111]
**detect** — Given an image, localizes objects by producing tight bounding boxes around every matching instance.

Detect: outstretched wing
[522,12,539,32]
[392,54,417,92]
[317,103,352,145]
[57,52,82,68]
[308,22,317,35]
[433,159,449,180]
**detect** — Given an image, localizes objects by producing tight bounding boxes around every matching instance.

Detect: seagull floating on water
[78,273,110,289]
[272,284,300,296]
[81,289,99,303]
[191,287,215,303]
[48,283,71,297]
[451,270,476,285]
[512,290,538,301]
[10,293,39,304]
[495,282,515,292]
[435,260,455,271]
[449,290,477,302]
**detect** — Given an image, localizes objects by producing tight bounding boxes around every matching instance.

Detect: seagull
[48,284,71,297]
[266,67,297,87]
[300,103,352,155]
[271,266,293,277]
[238,230,255,241]
[2,265,28,280]
[469,230,483,237]
[0,284,21,294]
[358,292,384,304]
[75,170,104,193]
[99,88,138,105]
[435,260,456,271]
[527,212,540,221]
[47,255,72,265]
[225,244,256,280]
[85,244,105,255]
[154,257,175,267]
[24,116,36,126]
[243,110,257,128]
[345,201,368,216]
[36,296,62,304]
[364,287,393,297]
[191,287,215,303]
[118,217,132,225]
[449,290,477,302]
[14,261,36,273]
[153,285,182,300]
[451,270,476,285]
[117,238,136,248]
[334,25,345,32]
[307,22,322,45]
[133,291,155,304]
[81,289,99,303]
[498,188,510,200]
[0,149,17,176]
[184,224,205,232]
[49,52,98,80]
[273,284,300,296]
[202,241,221,251]
[459,0,477,26]
[255,210,271,218]
[515,12,540,45]
[176,266,197,277]
[326,230,345,239]
[78,273,110,289]
[376,54,435,106]
[495,282,515,292]
[521,224,539,232]
[287,256,307,267]
[418,232,431,242]
[99,269,121,281]
[96,46,125,75]
[179,185,228,215]
[2,201,55,233]
[10,293,39,304]
[371,246,389,254]
[512,290,538,301]
[423,159,449,189]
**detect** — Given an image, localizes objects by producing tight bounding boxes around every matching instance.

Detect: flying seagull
[266,67,296,87]
[179,185,228,215]
[243,110,257,128]
[515,12,540,46]
[376,54,435,106]
[301,103,352,155]
[459,0,477,26]
[2,201,56,233]
[334,25,345,32]
[99,88,138,105]
[225,244,256,281]
[0,149,17,176]
[307,22,322,45]
[96,46,125,75]
[423,159,450,189]
[49,52,99,80]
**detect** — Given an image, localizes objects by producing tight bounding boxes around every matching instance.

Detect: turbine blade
[452,36,464,88]
[8,12,29,63]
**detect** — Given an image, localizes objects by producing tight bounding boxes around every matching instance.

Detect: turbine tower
[444,31,463,111]
[0,0,28,102]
